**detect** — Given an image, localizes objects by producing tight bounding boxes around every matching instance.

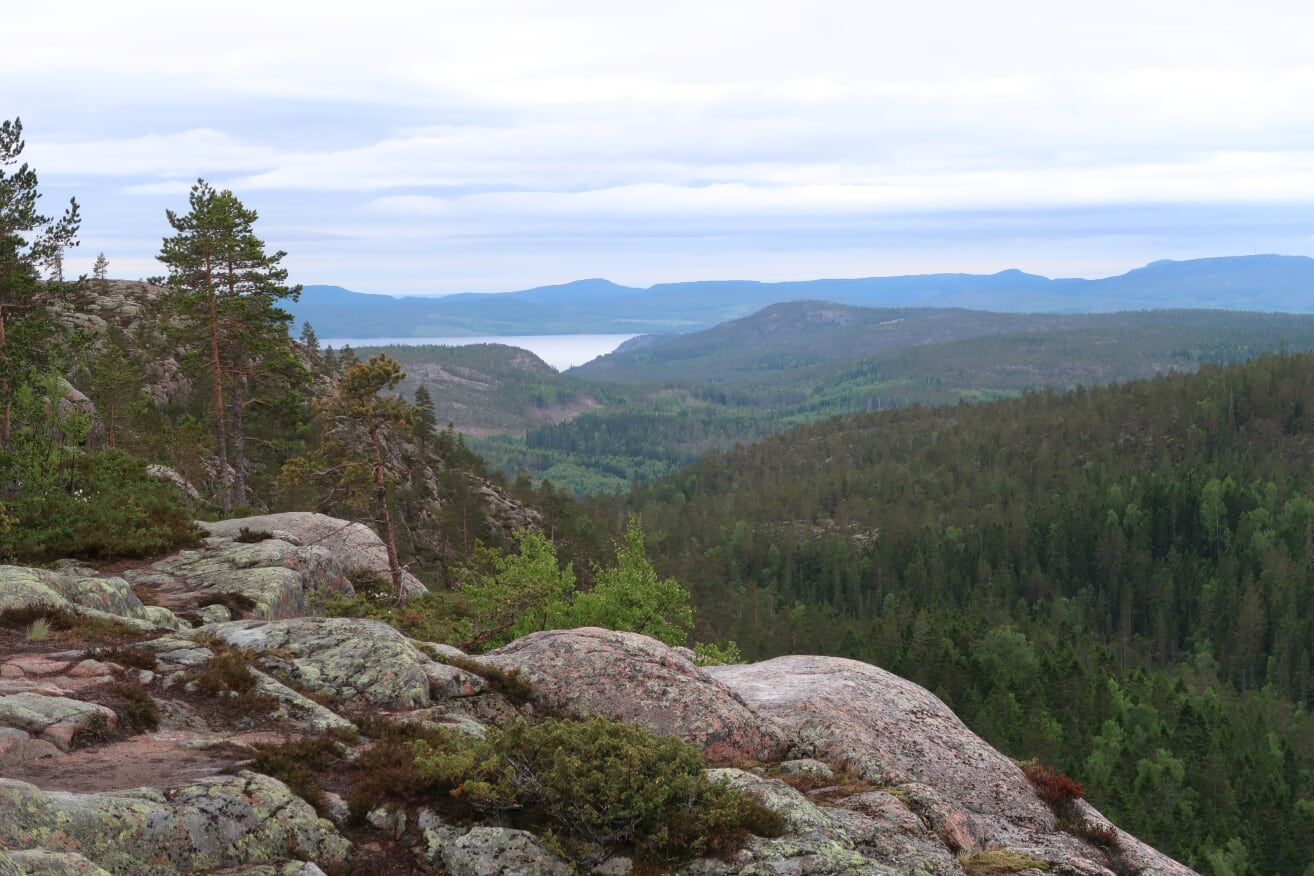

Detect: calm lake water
[321,334,640,371]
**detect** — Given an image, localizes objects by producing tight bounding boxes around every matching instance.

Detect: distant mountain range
[288,254,1314,338]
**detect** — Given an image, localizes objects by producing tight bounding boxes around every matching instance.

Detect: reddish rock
[709,656,1196,875]
[482,627,788,763]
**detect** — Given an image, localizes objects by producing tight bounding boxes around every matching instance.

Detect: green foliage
[617,352,1314,874]
[3,446,202,563]
[24,616,50,641]
[156,178,305,514]
[548,515,693,646]
[692,640,743,666]
[0,117,82,422]
[280,353,416,601]
[409,715,782,864]
[453,529,577,651]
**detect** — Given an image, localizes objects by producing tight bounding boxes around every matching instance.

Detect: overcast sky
[8,0,1314,296]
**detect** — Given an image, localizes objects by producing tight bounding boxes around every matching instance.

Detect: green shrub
[3,448,201,562]
[24,617,51,641]
[410,715,783,864]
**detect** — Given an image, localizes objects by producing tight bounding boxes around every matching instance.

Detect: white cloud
[8,0,1314,294]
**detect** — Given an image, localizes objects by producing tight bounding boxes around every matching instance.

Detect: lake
[321,334,641,371]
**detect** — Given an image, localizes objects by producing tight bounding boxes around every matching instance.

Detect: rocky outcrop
[199,512,427,596]
[709,656,1196,876]
[192,617,436,710]
[440,827,574,876]
[481,627,790,763]
[0,772,350,875]
[0,535,1197,876]
[0,566,180,633]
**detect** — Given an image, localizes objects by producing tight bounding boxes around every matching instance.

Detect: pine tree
[414,384,438,448]
[92,252,109,286]
[0,117,81,445]
[281,353,418,602]
[156,179,303,514]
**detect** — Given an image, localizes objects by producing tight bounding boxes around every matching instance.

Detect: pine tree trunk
[231,372,248,509]
[207,287,231,515]
[370,423,406,604]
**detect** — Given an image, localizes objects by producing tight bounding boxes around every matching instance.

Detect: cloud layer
[11,0,1314,295]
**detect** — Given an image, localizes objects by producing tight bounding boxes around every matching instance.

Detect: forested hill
[611,351,1314,875]
[573,304,1314,385]
[289,254,1314,337]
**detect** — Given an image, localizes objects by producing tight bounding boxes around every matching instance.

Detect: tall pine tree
[156,179,303,514]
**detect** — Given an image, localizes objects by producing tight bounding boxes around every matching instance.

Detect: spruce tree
[156,179,303,514]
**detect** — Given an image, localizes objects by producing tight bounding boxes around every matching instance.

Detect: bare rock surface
[709,655,1195,876]
[481,627,789,763]
[0,693,117,753]
[192,617,434,709]
[125,539,351,621]
[0,771,350,875]
[440,826,573,876]
[0,567,178,634]
[199,512,426,596]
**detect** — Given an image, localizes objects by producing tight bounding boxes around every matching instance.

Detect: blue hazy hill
[287,254,1314,338]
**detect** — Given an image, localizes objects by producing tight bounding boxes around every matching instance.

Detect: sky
[8,0,1314,297]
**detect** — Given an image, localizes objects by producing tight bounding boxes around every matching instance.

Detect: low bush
[190,649,278,717]
[251,731,356,815]
[71,711,114,747]
[1020,760,1085,806]
[1059,817,1119,849]
[438,653,535,706]
[4,448,201,563]
[83,645,158,670]
[104,678,160,731]
[410,715,784,865]
[1,604,141,642]
[347,719,455,821]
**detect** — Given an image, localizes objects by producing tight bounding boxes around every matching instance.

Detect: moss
[958,850,1052,875]
[438,653,534,706]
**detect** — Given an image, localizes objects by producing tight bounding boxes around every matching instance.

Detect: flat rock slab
[0,693,118,753]
[482,627,789,763]
[0,771,350,875]
[194,617,433,709]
